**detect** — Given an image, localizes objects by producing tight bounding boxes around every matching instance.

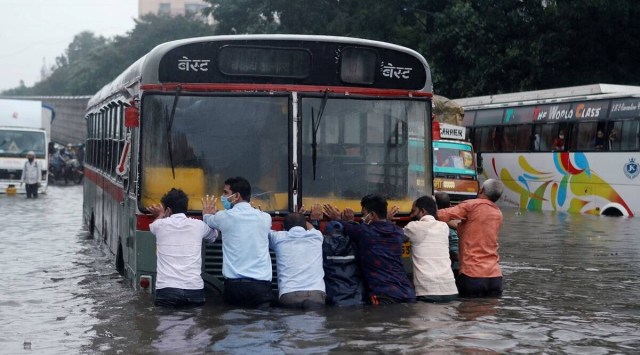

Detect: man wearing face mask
[202,176,274,308]
[323,194,415,305]
[401,196,458,303]
[20,151,40,198]
[551,129,566,151]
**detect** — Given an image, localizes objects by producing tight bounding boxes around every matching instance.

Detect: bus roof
[453,83,640,109]
[88,34,432,109]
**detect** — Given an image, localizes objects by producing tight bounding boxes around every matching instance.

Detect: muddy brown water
[1,185,638,353]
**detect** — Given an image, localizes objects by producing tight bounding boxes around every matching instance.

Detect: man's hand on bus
[388,205,400,220]
[310,204,323,221]
[323,204,341,220]
[201,195,218,215]
[148,203,166,220]
[341,208,355,222]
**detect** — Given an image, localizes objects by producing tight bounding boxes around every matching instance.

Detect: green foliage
[4,1,640,98]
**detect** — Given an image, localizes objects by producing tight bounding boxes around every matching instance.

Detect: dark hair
[434,192,451,209]
[360,194,387,219]
[284,212,307,230]
[224,176,251,201]
[324,221,344,235]
[414,195,438,218]
[160,188,189,214]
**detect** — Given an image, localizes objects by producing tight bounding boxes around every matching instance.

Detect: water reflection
[2,188,640,353]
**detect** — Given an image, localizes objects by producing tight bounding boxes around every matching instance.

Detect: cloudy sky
[0,0,138,92]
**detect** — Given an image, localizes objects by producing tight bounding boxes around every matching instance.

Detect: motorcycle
[49,158,83,184]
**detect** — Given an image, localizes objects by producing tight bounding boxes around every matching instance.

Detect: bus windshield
[0,130,46,158]
[141,94,290,212]
[433,141,475,175]
[301,97,428,209]
[141,94,429,212]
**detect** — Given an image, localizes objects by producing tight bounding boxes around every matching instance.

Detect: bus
[83,35,434,292]
[432,122,479,203]
[456,84,640,217]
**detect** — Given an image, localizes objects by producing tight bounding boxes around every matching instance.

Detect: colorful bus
[432,122,479,203]
[83,35,434,292]
[457,84,640,217]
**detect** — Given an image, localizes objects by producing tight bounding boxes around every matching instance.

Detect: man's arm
[203,226,219,244]
[20,162,27,184]
[437,203,469,222]
[147,203,165,234]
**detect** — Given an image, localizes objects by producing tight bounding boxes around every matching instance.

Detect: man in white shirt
[20,151,40,198]
[269,212,325,310]
[202,176,274,308]
[397,196,458,303]
[148,188,218,308]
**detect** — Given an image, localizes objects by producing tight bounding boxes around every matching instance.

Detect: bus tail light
[139,275,152,291]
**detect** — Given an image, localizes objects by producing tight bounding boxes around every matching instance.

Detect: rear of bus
[432,122,479,203]
[85,35,434,293]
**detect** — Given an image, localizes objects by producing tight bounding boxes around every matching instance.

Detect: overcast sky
[0,0,138,92]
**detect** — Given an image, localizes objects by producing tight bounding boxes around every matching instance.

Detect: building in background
[138,0,212,22]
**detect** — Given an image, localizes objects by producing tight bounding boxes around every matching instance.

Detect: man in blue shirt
[268,212,325,310]
[202,176,274,308]
[323,194,416,305]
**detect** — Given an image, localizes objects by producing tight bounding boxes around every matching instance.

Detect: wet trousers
[456,273,503,298]
[154,287,205,308]
[223,278,274,309]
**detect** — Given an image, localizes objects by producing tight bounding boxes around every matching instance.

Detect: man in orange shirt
[437,179,504,297]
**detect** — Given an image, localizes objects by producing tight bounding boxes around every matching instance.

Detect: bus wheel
[601,207,623,217]
[116,242,125,276]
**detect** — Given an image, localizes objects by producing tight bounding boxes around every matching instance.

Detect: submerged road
[1,185,639,353]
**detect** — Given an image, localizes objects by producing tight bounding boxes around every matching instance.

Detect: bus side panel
[119,195,133,279]
[82,168,98,234]
[136,230,157,289]
[96,174,105,242]
[105,183,118,254]
[479,152,638,216]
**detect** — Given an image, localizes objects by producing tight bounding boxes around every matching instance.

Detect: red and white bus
[83,35,435,292]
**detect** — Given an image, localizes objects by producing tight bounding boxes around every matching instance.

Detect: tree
[2,14,214,96]
[5,1,640,97]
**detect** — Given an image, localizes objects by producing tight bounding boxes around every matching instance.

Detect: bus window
[473,127,493,152]
[540,125,553,151]
[541,124,561,152]
[531,125,543,151]
[515,125,532,151]
[140,95,290,212]
[618,119,640,151]
[502,126,516,152]
[492,127,503,152]
[571,121,597,151]
[301,97,427,204]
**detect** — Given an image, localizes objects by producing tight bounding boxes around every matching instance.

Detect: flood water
[1,185,639,354]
